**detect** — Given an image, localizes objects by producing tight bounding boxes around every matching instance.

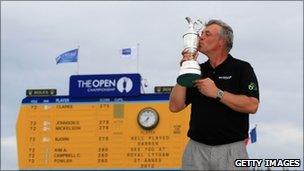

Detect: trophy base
[177,60,201,87]
[177,73,201,87]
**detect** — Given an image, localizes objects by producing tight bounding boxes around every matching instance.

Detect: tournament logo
[116,77,133,93]
[69,74,140,97]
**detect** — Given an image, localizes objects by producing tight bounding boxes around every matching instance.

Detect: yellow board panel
[17,101,190,169]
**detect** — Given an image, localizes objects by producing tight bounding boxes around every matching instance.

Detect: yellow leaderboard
[16,97,190,169]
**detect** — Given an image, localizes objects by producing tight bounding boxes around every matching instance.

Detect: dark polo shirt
[185,54,259,145]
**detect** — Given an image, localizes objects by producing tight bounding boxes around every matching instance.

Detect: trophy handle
[194,19,203,31]
[196,19,203,25]
[185,17,192,25]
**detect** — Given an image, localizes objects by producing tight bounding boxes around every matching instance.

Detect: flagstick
[137,43,143,93]
[77,46,80,75]
[136,43,142,93]
[77,61,79,75]
[136,43,139,73]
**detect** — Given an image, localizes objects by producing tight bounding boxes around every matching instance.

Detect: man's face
[198,24,224,55]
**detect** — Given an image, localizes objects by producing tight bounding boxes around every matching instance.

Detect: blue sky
[1,1,303,170]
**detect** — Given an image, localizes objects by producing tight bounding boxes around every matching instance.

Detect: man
[169,19,259,170]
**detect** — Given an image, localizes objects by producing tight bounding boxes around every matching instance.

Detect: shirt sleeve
[239,63,259,100]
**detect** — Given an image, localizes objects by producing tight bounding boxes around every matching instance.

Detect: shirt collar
[207,54,233,70]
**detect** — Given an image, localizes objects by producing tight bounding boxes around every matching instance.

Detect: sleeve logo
[248,82,257,91]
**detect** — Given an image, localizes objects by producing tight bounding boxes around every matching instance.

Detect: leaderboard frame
[16,94,190,170]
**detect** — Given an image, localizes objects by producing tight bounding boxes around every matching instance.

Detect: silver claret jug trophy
[177,17,203,87]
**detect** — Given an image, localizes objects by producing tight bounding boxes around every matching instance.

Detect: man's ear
[219,38,225,46]
[219,38,226,49]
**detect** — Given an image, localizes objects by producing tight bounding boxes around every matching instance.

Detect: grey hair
[205,19,234,52]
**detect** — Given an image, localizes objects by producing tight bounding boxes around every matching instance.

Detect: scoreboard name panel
[17,94,190,169]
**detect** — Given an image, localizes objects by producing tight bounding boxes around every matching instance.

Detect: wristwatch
[216,89,224,101]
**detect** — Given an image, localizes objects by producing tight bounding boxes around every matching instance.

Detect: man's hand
[194,78,218,99]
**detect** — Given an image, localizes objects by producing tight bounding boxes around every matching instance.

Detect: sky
[1,1,303,170]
